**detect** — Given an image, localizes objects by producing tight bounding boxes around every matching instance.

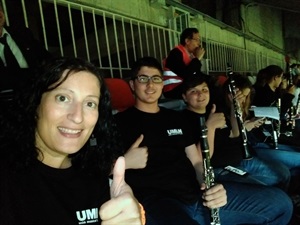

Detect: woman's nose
[67,102,83,124]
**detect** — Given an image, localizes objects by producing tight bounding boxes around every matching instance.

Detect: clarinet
[199,116,221,225]
[226,64,252,159]
[296,92,300,116]
[288,66,293,87]
[287,66,295,135]
[272,98,281,149]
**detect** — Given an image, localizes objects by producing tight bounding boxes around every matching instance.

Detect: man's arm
[185,144,227,209]
[185,144,204,185]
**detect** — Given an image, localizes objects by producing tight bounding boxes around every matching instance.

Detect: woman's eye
[86,101,97,109]
[56,95,69,102]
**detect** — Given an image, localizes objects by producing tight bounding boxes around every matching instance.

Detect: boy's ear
[129,80,135,91]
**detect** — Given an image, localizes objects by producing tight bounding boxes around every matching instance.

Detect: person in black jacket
[163,27,205,99]
[0,2,52,118]
[0,3,51,69]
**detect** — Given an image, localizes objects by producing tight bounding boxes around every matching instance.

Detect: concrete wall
[242,4,284,50]
[69,0,287,65]
[74,0,168,26]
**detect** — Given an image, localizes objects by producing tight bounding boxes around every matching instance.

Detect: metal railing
[205,40,284,73]
[1,0,285,78]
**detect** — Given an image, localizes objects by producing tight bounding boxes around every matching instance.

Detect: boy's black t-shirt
[182,109,243,168]
[115,107,201,204]
[0,159,110,225]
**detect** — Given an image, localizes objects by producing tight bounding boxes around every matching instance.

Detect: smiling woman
[0,57,144,225]
[35,69,100,168]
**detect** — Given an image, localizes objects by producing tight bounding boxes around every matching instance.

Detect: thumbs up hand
[99,156,143,225]
[124,134,148,169]
[206,104,226,130]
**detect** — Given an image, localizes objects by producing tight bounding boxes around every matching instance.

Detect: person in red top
[163,27,205,99]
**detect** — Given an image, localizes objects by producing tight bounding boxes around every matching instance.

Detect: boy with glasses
[115,56,292,225]
[116,56,225,225]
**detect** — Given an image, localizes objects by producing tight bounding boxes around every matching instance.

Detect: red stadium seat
[216,74,228,86]
[104,78,135,112]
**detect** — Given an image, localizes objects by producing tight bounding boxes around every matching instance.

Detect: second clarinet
[199,116,221,225]
[226,64,252,159]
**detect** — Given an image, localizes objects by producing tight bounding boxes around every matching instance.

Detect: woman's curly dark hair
[0,57,122,176]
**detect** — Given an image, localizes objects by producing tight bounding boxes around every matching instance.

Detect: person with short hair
[163,27,205,99]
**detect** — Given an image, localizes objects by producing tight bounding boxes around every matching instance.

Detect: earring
[89,134,97,146]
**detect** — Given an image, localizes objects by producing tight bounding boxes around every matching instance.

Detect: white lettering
[77,208,99,224]
[76,211,86,222]
[86,208,98,220]
[167,129,183,136]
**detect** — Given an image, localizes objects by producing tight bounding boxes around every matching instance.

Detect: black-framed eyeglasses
[134,75,163,84]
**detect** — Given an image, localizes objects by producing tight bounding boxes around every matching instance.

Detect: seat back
[104,78,135,113]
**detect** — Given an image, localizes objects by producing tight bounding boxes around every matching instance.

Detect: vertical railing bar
[171,29,176,51]
[68,4,77,57]
[241,50,243,72]
[112,14,122,78]
[81,6,89,61]
[21,0,28,27]
[206,41,211,71]
[157,27,162,61]
[162,29,168,58]
[236,49,239,71]
[230,47,233,71]
[244,50,247,72]
[179,15,182,31]
[92,9,102,67]
[130,20,137,61]
[218,44,222,72]
[2,0,9,26]
[103,13,113,77]
[227,46,230,71]
[207,41,211,73]
[231,48,234,70]
[216,43,220,71]
[122,17,130,69]
[217,44,221,71]
[210,43,214,72]
[213,43,217,72]
[138,22,143,57]
[38,0,48,50]
[236,49,240,72]
[210,42,214,71]
[54,0,64,56]
[151,26,156,58]
[144,24,150,55]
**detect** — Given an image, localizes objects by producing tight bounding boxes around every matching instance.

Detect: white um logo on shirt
[76,208,98,224]
[167,129,183,136]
